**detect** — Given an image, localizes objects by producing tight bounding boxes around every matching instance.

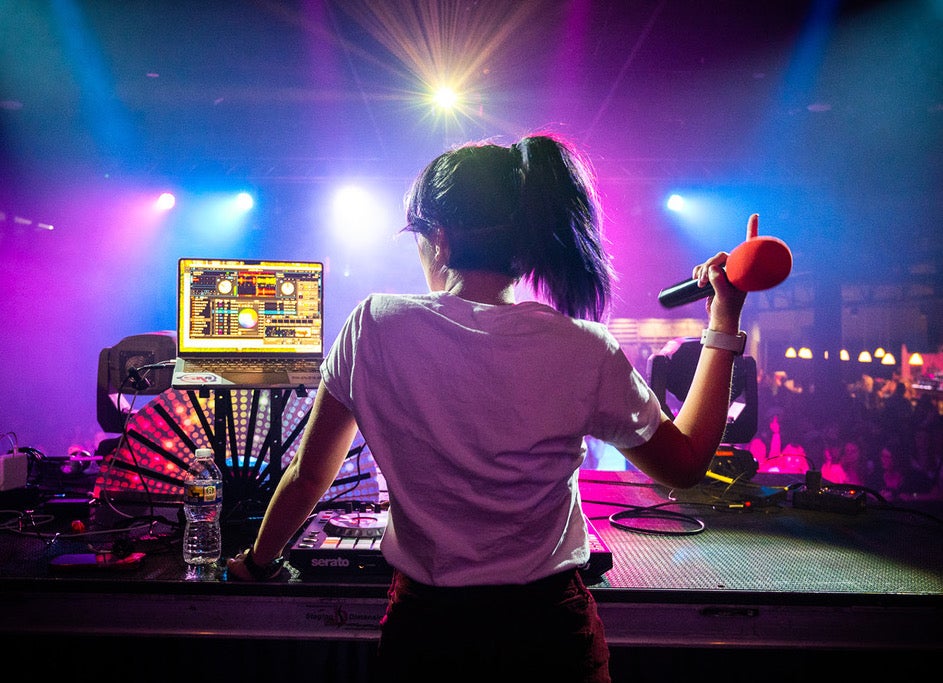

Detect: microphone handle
[657,277,715,308]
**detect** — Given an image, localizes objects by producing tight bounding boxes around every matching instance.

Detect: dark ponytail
[514,135,613,322]
[404,133,614,322]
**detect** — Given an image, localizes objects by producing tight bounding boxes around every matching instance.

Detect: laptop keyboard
[182,358,317,373]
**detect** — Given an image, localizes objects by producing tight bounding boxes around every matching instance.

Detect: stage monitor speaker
[96,331,177,434]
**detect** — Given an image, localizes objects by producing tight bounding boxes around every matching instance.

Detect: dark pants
[376,568,612,683]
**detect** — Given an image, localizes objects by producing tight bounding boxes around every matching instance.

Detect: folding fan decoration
[93,388,380,518]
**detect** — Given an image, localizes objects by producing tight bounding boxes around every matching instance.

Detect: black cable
[602,501,707,536]
[815,482,943,526]
[99,369,156,519]
[322,444,369,504]
[609,506,706,535]
[583,472,793,537]
[583,490,711,536]
[867,502,943,526]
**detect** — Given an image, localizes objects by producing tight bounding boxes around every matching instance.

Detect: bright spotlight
[432,87,459,111]
[666,194,686,212]
[331,184,386,248]
[234,192,254,212]
[154,192,176,212]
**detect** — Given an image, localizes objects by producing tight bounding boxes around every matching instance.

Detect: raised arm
[620,215,753,488]
[227,385,359,578]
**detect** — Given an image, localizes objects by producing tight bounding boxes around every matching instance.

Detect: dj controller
[288,504,613,583]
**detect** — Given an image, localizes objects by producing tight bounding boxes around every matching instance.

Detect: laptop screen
[177,258,324,356]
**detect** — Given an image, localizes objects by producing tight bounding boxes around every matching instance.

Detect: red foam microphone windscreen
[725,236,793,292]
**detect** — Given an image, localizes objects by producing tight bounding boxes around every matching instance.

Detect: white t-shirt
[321,291,661,586]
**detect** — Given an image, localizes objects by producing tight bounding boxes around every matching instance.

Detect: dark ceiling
[1,0,941,459]
[2,0,941,305]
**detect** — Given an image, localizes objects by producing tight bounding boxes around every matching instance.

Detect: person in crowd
[798,428,827,474]
[848,372,877,413]
[879,380,914,451]
[752,409,810,475]
[911,393,942,484]
[867,440,938,502]
[748,412,773,470]
[226,133,748,682]
[819,428,849,485]
[837,435,870,486]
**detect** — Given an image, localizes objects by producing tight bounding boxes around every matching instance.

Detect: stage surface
[1,469,940,673]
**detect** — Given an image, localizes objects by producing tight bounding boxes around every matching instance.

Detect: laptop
[171,258,324,391]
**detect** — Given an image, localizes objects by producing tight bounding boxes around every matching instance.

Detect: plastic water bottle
[182,447,223,565]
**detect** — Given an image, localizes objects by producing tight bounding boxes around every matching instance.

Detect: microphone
[658,214,793,308]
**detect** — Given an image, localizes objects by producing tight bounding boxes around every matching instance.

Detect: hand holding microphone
[658,213,793,308]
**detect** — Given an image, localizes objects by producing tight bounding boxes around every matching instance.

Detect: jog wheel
[323,510,388,538]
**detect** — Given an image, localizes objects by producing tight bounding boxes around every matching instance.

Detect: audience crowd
[748,367,943,502]
[582,350,943,506]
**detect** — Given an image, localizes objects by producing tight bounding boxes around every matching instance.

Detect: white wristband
[701,329,747,355]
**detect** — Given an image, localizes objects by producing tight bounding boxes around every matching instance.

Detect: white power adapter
[0,450,29,491]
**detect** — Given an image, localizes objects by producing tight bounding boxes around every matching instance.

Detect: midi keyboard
[288,506,613,583]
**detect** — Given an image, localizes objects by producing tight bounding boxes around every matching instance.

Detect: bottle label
[184,483,220,504]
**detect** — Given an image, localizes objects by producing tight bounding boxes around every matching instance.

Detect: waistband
[390,568,582,602]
